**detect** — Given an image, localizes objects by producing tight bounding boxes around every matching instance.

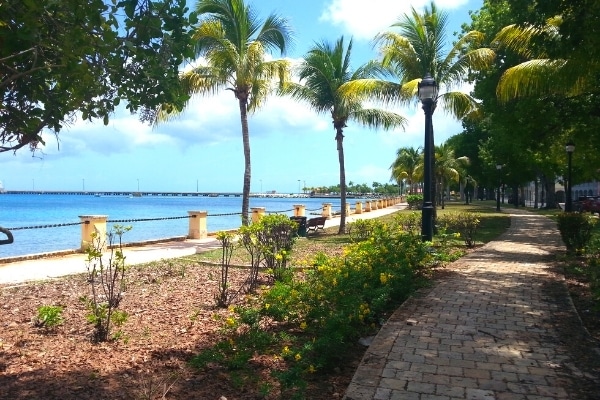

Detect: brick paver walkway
[344,209,600,400]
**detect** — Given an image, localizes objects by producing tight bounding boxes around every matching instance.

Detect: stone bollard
[251,207,266,223]
[345,202,351,215]
[322,203,332,219]
[355,202,363,214]
[372,200,378,210]
[365,200,372,212]
[293,204,306,217]
[187,211,208,239]
[79,215,108,252]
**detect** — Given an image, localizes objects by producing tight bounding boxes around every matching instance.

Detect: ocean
[0,194,346,258]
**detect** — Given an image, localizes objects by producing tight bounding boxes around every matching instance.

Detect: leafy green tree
[494,0,600,103]
[465,0,600,207]
[282,36,407,233]
[158,0,293,225]
[0,0,196,153]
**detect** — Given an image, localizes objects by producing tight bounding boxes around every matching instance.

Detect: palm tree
[343,2,493,227]
[344,2,495,117]
[282,36,407,233]
[390,146,421,194]
[434,143,469,209]
[158,0,293,225]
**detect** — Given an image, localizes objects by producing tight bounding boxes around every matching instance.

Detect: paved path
[0,204,402,284]
[344,209,600,400]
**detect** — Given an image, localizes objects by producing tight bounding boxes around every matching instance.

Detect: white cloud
[319,0,470,40]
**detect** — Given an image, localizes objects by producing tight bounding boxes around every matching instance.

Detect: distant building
[573,180,600,199]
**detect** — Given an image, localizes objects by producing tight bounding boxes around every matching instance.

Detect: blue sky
[1,0,482,194]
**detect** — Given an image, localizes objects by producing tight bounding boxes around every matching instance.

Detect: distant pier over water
[2,190,244,197]
[1,191,350,199]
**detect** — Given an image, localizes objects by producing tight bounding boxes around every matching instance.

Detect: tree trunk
[335,128,346,234]
[545,177,557,209]
[238,96,251,226]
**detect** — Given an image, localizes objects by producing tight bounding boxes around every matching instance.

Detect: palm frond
[437,91,479,119]
[496,59,569,102]
[350,109,407,130]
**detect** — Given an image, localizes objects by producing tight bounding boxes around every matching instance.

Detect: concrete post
[79,215,108,252]
[372,200,378,210]
[355,202,363,214]
[365,200,372,212]
[322,203,332,219]
[187,211,208,239]
[251,207,266,223]
[293,204,306,217]
[345,202,351,215]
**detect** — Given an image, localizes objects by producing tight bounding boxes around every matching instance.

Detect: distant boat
[94,193,101,197]
[132,192,142,197]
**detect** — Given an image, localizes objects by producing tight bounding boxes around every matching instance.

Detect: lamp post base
[421,202,433,242]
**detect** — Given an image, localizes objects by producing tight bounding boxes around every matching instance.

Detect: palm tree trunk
[336,129,346,234]
[238,97,251,226]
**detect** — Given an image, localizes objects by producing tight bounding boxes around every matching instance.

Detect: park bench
[306,216,327,233]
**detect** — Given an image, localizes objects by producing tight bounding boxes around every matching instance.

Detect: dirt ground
[1,253,599,399]
[0,260,365,400]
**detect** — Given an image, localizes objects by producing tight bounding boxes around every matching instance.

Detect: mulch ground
[1,250,599,399]
[0,260,361,400]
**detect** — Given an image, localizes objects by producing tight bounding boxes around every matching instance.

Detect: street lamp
[496,164,502,212]
[565,141,575,212]
[298,179,301,194]
[418,73,438,242]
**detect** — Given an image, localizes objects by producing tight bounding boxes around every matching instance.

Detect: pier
[2,190,243,197]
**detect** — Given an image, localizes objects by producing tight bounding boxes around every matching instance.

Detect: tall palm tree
[158,0,293,225]
[343,2,493,228]
[282,36,407,233]
[390,146,421,194]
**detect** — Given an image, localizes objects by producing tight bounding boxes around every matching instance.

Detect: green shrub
[254,214,297,282]
[406,194,423,210]
[33,305,64,331]
[190,219,448,396]
[214,231,237,307]
[393,211,421,235]
[82,224,131,342]
[557,212,597,255]
[584,236,600,303]
[437,212,481,247]
[347,218,381,242]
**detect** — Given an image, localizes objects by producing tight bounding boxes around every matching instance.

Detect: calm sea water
[0,194,345,258]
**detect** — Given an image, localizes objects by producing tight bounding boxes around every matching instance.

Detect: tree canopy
[0,0,197,153]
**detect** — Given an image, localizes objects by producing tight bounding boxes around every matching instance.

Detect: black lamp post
[496,164,502,212]
[418,73,438,242]
[565,141,575,212]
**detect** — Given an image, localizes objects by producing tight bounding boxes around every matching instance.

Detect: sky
[1,0,483,194]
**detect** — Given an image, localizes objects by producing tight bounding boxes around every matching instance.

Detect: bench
[306,216,327,233]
